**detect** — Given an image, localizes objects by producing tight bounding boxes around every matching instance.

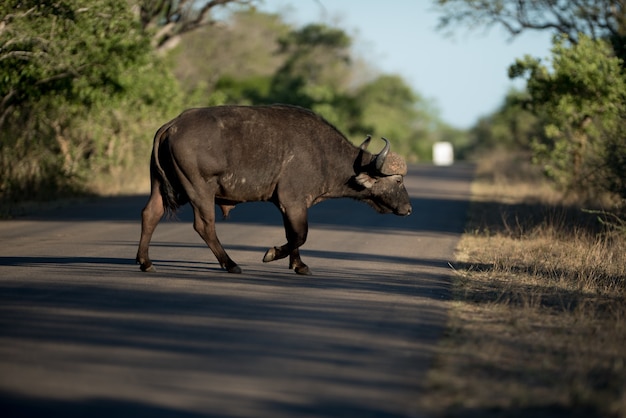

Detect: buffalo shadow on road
[0,393,209,418]
[19,193,471,235]
[0,248,452,298]
[12,164,476,237]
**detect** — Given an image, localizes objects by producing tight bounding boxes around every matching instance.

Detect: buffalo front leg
[136,187,164,272]
[289,248,311,276]
[191,201,242,274]
[263,206,311,275]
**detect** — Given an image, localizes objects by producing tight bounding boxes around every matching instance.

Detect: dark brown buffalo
[136,104,412,275]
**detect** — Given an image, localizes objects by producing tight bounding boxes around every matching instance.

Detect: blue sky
[257,0,554,129]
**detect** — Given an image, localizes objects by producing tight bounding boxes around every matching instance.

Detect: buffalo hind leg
[263,206,311,275]
[191,200,242,274]
[136,184,165,272]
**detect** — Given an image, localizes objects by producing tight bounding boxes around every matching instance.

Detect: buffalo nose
[399,204,412,216]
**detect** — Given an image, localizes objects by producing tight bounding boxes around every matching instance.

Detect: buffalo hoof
[140,263,156,273]
[227,265,242,274]
[294,265,312,275]
[263,247,277,263]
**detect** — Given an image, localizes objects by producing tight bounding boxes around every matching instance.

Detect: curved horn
[374,137,390,172]
[359,135,372,151]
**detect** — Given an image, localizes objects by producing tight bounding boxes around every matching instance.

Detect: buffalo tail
[151,122,188,218]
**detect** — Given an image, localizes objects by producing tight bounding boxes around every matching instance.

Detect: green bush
[510,34,626,206]
[0,0,182,205]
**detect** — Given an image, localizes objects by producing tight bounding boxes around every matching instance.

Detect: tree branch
[141,0,257,50]
[435,0,623,43]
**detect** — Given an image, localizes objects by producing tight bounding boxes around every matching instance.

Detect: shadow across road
[20,183,472,237]
[0,257,448,418]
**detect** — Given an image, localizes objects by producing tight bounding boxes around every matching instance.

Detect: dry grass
[419,152,626,418]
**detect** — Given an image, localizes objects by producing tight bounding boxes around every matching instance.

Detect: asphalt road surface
[0,164,473,418]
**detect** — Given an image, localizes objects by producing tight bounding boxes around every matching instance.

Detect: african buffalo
[136,104,412,275]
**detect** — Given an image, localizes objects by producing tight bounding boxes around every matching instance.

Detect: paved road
[0,164,473,418]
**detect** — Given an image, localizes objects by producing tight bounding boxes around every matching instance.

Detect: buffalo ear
[355,172,376,189]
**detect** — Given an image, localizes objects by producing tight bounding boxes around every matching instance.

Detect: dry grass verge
[419,152,626,418]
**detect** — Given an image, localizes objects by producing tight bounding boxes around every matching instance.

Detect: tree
[168,8,289,101]
[355,75,432,159]
[136,0,258,51]
[229,22,364,133]
[435,0,626,60]
[468,89,540,154]
[0,0,149,127]
[268,23,355,120]
[436,0,626,203]
[510,34,626,200]
[0,0,180,202]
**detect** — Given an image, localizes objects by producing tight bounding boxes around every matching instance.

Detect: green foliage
[168,8,289,100]
[355,75,434,160]
[435,0,626,208]
[356,75,420,136]
[510,34,626,202]
[0,0,181,204]
[468,89,541,156]
[267,24,356,125]
[1,0,147,113]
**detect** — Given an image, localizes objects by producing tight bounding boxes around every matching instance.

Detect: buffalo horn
[374,137,390,172]
[359,135,372,150]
